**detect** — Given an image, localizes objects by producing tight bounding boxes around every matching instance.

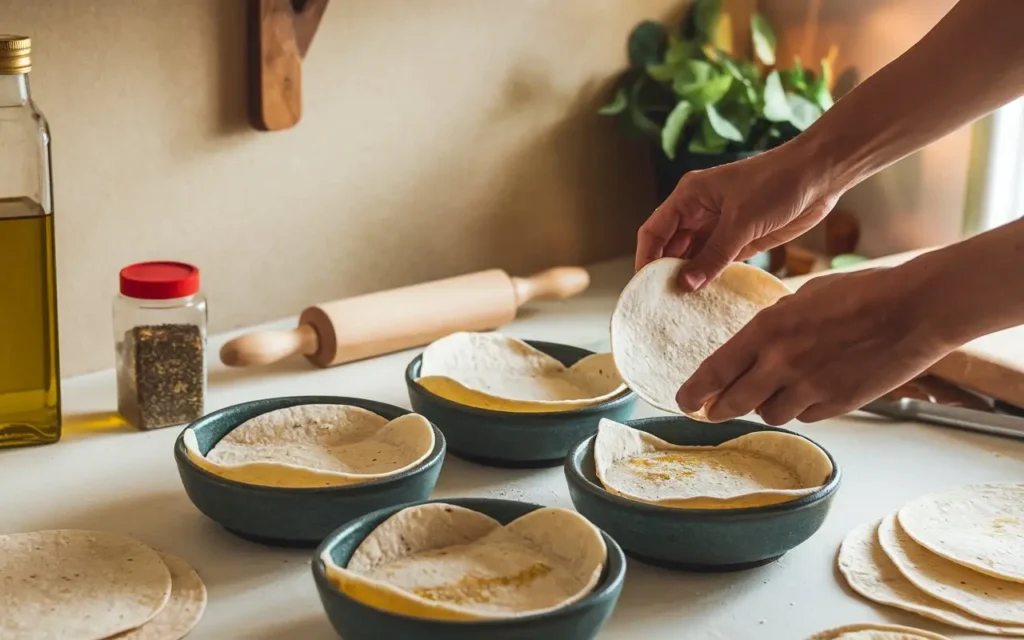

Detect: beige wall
[762,0,967,256]
[10,0,972,376]
[9,0,684,375]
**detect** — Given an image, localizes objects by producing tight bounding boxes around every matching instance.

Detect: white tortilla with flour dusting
[837,519,1024,635]
[878,512,1024,625]
[897,483,1024,583]
[416,332,626,412]
[114,552,208,640]
[184,404,435,488]
[0,529,172,640]
[321,503,606,621]
[611,258,790,420]
[593,419,831,509]
[805,624,951,640]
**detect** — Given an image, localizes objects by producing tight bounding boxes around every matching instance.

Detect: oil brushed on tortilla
[878,512,1024,625]
[593,419,831,509]
[610,258,790,420]
[321,503,607,620]
[897,483,1024,583]
[805,623,951,640]
[114,552,208,640]
[184,404,435,488]
[417,332,626,412]
[837,519,1024,635]
[0,530,172,640]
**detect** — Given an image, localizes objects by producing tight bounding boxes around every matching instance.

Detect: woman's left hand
[675,266,955,425]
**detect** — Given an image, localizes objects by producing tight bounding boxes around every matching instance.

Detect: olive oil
[0,36,61,447]
[0,198,60,446]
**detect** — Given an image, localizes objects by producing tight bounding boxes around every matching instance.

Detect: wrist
[901,223,1024,349]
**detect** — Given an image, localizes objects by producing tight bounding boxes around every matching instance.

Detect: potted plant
[600,0,836,202]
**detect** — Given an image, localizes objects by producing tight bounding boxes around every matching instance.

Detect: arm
[798,0,1024,193]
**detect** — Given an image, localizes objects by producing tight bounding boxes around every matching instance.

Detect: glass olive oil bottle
[0,35,61,447]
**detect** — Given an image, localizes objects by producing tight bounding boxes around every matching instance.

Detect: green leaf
[664,38,697,65]
[628,21,668,69]
[661,101,694,159]
[690,114,729,153]
[705,103,743,142]
[694,0,723,44]
[750,13,777,65]
[628,77,662,136]
[786,93,822,130]
[763,70,791,122]
[781,56,808,93]
[680,73,733,106]
[810,57,835,110]
[722,58,759,104]
[598,88,628,115]
[645,63,676,82]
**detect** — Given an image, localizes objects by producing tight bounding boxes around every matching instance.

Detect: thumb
[678,221,749,291]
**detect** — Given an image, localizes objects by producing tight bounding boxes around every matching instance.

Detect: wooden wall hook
[248,0,329,131]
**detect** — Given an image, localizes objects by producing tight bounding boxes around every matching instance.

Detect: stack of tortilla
[322,503,607,620]
[805,623,951,639]
[415,332,626,412]
[836,483,1024,636]
[593,419,832,509]
[0,529,207,640]
[610,257,791,420]
[183,404,436,488]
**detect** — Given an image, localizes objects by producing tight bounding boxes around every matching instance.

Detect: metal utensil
[862,397,1024,441]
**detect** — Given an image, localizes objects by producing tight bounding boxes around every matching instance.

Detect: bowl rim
[564,415,842,517]
[312,496,627,627]
[404,339,636,418]
[173,395,447,495]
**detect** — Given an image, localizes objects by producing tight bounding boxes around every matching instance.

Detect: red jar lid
[119,261,200,300]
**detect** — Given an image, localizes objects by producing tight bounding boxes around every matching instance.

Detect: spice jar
[114,262,207,430]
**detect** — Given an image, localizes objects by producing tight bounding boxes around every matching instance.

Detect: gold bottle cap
[0,35,31,74]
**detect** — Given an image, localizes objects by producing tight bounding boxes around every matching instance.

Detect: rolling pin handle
[219,324,320,367]
[511,267,590,306]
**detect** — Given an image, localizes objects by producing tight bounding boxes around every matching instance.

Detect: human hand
[635,141,841,291]
[674,266,956,425]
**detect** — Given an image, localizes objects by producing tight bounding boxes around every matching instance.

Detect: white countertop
[2,257,1022,640]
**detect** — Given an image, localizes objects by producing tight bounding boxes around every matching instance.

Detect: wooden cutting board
[783,247,1024,408]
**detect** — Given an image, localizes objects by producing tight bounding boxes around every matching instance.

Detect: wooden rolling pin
[220,266,591,368]
[784,246,1024,408]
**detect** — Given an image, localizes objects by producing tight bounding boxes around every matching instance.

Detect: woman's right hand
[635,138,842,291]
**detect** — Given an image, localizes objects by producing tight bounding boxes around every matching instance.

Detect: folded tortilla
[184,404,435,488]
[322,503,607,620]
[594,419,831,509]
[417,332,626,412]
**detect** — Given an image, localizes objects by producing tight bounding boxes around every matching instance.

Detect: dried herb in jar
[117,323,205,430]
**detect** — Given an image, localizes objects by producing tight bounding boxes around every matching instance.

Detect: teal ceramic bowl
[405,340,636,468]
[565,416,841,571]
[313,497,626,640]
[174,396,446,548]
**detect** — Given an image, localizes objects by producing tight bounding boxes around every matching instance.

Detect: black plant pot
[652,147,760,202]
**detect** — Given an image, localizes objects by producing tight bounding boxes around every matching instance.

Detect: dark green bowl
[405,340,636,468]
[313,497,626,640]
[174,396,446,548]
[564,416,841,572]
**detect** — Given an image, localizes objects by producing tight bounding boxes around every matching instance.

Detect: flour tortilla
[322,503,607,620]
[838,520,1024,635]
[610,258,791,420]
[184,404,435,488]
[0,530,172,640]
[417,332,626,412]
[898,483,1024,583]
[877,512,1024,625]
[115,552,207,640]
[805,624,951,640]
[593,418,831,509]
